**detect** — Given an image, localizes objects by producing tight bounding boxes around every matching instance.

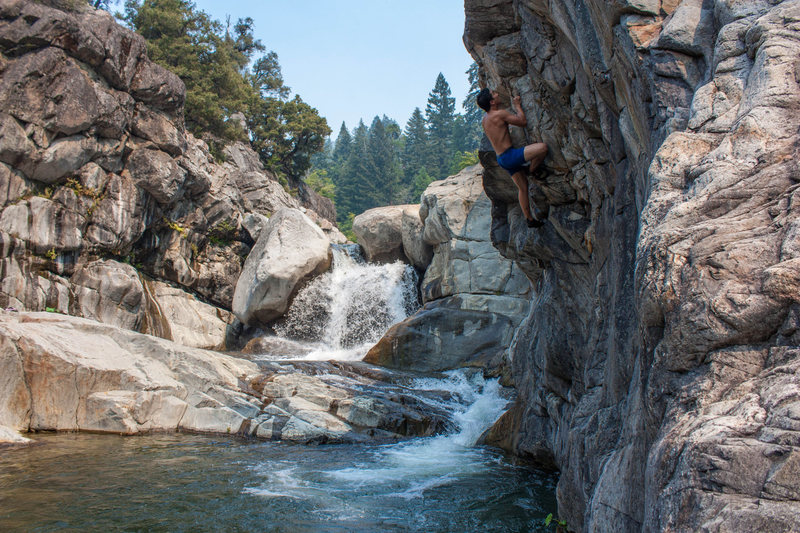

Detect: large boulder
[352,204,414,263]
[232,208,332,326]
[367,165,531,375]
[400,204,433,271]
[70,259,145,331]
[418,165,532,302]
[141,279,233,350]
[365,294,528,373]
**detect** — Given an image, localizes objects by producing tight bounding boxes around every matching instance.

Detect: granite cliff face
[0,0,342,348]
[465,0,800,530]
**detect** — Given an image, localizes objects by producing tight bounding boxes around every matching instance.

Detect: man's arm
[504,96,527,127]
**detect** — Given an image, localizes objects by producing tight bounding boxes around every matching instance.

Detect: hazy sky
[190,1,474,136]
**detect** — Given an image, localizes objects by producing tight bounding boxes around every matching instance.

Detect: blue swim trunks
[496,147,528,176]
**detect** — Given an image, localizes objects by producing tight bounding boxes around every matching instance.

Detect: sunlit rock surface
[366,165,531,373]
[0,1,337,348]
[465,0,800,530]
[233,208,332,327]
[353,204,416,264]
[0,312,449,444]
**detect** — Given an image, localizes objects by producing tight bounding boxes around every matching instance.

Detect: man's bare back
[478,89,548,227]
[482,93,527,155]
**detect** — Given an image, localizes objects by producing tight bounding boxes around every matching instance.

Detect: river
[0,247,558,531]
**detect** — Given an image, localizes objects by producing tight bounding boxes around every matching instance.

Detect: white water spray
[326,372,509,497]
[266,245,420,360]
[245,371,511,502]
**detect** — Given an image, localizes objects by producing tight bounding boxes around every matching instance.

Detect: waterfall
[267,245,420,360]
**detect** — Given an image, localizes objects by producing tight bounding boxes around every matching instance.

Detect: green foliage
[207,218,237,246]
[409,167,434,201]
[544,513,568,530]
[461,62,483,151]
[248,95,331,179]
[249,51,290,99]
[337,212,357,242]
[451,150,479,174]
[305,168,335,200]
[122,0,253,141]
[45,307,58,313]
[163,217,187,236]
[308,66,483,220]
[206,219,237,246]
[122,0,329,184]
[45,248,57,260]
[367,116,403,204]
[403,107,428,183]
[425,72,456,180]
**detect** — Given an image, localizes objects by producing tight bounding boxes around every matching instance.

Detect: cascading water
[267,244,420,360]
[0,374,557,531]
[0,247,559,532]
[237,370,556,530]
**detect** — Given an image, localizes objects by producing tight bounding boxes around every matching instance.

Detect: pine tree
[247,95,330,179]
[410,167,434,202]
[461,62,483,151]
[403,107,428,188]
[249,51,290,100]
[124,1,328,177]
[332,123,352,164]
[123,0,255,141]
[338,120,370,221]
[425,73,456,180]
[367,116,403,205]
[229,17,264,70]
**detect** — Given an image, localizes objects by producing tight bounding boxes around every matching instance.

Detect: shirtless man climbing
[477,88,547,227]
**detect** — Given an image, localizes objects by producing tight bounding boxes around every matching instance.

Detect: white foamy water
[328,372,509,495]
[265,245,419,361]
[244,371,511,504]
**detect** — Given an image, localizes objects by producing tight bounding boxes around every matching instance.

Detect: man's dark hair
[477,88,493,112]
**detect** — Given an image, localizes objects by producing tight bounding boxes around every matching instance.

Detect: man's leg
[511,170,533,221]
[524,142,548,173]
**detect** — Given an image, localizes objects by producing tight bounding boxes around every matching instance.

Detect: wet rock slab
[0,312,453,445]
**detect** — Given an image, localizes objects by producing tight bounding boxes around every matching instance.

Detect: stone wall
[465,0,800,531]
